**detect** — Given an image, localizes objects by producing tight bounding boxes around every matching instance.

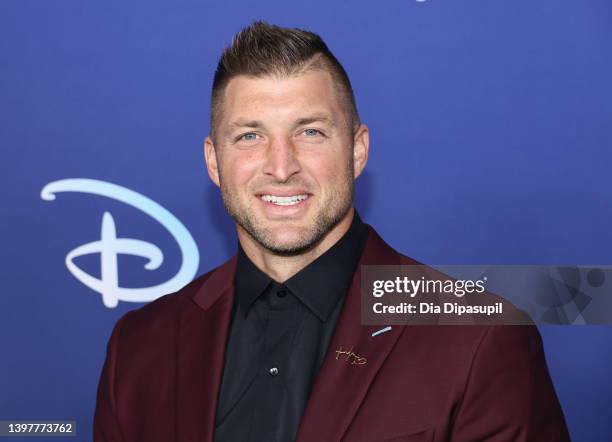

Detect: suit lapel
[296,228,406,442]
[176,255,237,442]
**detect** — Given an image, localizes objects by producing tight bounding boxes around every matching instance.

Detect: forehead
[220,70,345,125]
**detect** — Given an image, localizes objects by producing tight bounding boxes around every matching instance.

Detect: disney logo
[41,178,199,308]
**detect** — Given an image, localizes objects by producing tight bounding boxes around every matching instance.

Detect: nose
[262,136,301,182]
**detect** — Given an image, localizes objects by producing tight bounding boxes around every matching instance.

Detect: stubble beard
[219,170,355,257]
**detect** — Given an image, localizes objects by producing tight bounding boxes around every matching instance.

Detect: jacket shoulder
[114,264,221,341]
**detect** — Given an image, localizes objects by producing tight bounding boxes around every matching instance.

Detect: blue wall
[1,1,611,440]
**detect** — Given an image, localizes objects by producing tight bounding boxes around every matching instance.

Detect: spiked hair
[209,20,360,143]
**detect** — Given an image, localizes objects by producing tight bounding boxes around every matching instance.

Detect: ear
[204,135,221,187]
[352,124,369,179]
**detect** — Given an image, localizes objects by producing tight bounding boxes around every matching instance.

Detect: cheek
[304,151,353,186]
[222,154,260,188]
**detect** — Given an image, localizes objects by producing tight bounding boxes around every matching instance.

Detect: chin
[268,228,308,246]
[259,228,318,256]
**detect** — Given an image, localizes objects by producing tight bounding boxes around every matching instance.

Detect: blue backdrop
[1,1,611,440]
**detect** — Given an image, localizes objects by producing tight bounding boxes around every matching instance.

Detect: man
[94,21,570,442]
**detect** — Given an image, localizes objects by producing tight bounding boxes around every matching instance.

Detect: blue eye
[239,133,258,141]
[303,129,322,136]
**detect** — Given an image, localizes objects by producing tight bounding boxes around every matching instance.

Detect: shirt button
[277,290,287,298]
[269,367,279,376]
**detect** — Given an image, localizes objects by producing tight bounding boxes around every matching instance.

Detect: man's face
[204,69,368,255]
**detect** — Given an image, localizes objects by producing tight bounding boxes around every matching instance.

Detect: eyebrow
[228,113,337,133]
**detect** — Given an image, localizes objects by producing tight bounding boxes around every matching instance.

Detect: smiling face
[204,68,368,256]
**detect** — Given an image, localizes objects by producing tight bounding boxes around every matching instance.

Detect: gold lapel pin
[335,346,367,365]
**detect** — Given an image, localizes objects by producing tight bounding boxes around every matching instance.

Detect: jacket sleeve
[93,313,130,442]
[450,325,571,441]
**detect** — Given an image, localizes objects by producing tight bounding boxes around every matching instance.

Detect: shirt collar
[234,210,368,321]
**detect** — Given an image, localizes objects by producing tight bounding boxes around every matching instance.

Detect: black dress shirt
[214,211,368,442]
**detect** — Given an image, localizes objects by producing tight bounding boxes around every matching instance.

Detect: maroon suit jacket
[94,226,570,442]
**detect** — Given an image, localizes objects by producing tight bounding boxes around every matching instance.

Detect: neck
[237,208,355,282]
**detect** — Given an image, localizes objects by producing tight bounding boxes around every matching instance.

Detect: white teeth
[261,194,308,206]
